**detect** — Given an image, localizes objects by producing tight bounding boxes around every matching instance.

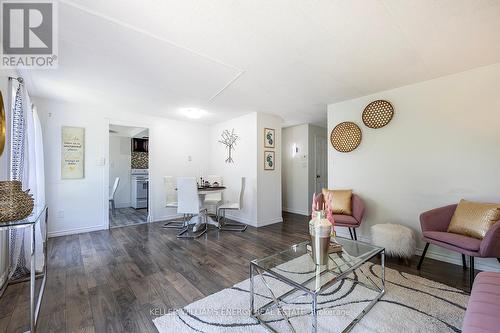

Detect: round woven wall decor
[362,100,394,129]
[330,121,362,153]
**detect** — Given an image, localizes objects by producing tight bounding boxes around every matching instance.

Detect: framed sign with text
[61,126,85,179]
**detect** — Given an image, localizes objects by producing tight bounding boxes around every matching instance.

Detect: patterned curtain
[8,81,45,279]
[8,83,29,279]
[10,84,24,180]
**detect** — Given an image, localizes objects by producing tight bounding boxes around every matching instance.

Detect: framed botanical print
[264,128,275,148]
[264,151,275,170]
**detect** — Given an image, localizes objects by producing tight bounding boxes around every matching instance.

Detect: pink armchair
[418,204,500,289]
[311,192,365,240]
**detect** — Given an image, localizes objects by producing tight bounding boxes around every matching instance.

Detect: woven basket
[0,181,34,223]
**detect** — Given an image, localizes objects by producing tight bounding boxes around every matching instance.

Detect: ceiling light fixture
[180,107,208,119]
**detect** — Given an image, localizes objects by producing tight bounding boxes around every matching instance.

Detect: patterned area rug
[153,259,468,332]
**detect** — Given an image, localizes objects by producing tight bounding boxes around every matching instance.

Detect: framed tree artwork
[264,151,275,170]
[264,128,275,148]
[218,129,239,163]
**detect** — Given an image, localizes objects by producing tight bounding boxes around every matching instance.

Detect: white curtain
[8,81,45,279]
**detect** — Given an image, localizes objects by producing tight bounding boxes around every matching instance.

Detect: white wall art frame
[61,126,85,179]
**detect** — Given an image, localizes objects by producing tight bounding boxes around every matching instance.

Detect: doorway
[108,124,149,228]
[314,135,327,194]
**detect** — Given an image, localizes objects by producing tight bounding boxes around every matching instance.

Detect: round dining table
[190,186,226,232]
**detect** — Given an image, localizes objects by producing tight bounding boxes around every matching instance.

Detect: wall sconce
[292,143,299,157]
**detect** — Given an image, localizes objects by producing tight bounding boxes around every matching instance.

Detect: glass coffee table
[250,237,385,332]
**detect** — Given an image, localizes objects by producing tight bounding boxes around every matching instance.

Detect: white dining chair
[109,177,120,216]
[176,177,207,238]
[217,177,247,232]
[203,175,223,216]
[162,176,186,229]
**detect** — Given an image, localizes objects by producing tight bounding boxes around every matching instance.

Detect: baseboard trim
[334,229,500,272]
[283,208,309,216]
[257,217,283,227]
[223,214,283,228]
[224,213,256,227]
[48,225,108,238]
[415,246,500,272]
[115,202,131,209]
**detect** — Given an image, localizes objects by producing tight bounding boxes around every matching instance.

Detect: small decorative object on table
[308,210,333,265]
[307,206,342,255]
[306,241,342,254]
[0,181,34,222]
[371,223,416,264]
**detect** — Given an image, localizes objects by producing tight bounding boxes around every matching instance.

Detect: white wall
[282,124,309,215]
[257,113,283,226]
[209,113,258,225]
[109,136,132,208]
[282,124,327,216]
[209,112,283,227]
[327,63,500,272]
[35,97,211,237]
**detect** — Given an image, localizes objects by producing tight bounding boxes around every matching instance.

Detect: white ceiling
[22,0,500,127]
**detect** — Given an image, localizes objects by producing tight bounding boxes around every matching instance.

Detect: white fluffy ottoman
[371,223,416,259]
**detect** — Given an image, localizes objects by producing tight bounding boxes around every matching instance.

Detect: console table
[0,205,48,332]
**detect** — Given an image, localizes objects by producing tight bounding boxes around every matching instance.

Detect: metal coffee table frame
[250,240,385,333]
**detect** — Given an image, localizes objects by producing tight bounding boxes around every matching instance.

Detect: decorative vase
[309,210,332,265]
[0,181,34,223]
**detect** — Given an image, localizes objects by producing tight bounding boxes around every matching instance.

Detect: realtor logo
[1,0,58,68]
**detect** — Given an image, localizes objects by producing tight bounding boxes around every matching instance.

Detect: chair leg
[163,214,186,229]
[110,200,116,217]
[348,228,353,240]
[417,243,429,270]
[352,228,357,241]
[176,215,207,239]
[462,254,467,270]
[177,224,207,239]
[469,256,475,292]
[218,209,247,232]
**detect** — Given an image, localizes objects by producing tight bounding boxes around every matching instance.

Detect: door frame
[313,134,327,195]
[103,118,153,229]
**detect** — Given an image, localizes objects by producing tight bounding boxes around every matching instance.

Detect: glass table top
[251,237,383,293]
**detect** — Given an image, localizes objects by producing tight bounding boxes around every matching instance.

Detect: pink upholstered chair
[418,204,500,289]
[463,272,500,333]
[311,192,365,240]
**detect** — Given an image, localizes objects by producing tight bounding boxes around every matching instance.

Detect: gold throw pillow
[447,199,500,239]
[322,189,352,215]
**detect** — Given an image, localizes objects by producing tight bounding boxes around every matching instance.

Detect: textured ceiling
[22,0,500,126]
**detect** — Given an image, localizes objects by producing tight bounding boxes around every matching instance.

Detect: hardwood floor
[0,212,475,333]
[109,208,148,228]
